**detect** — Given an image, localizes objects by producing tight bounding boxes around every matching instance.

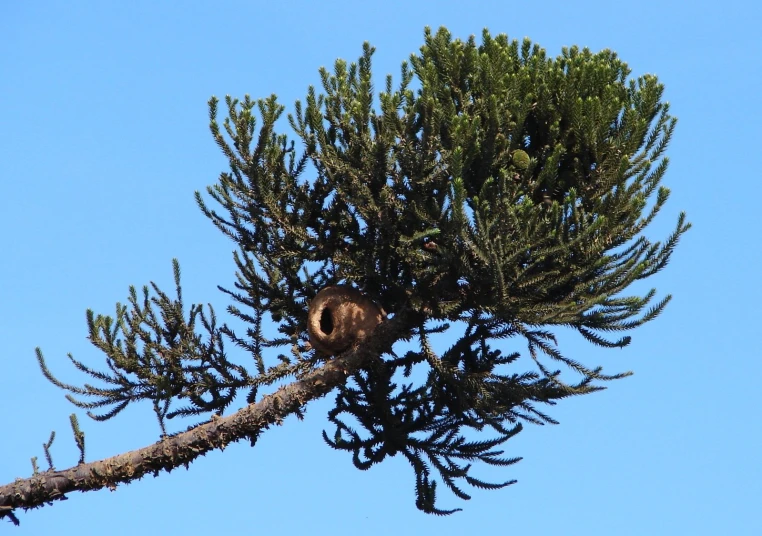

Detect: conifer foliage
[4,27,689,520]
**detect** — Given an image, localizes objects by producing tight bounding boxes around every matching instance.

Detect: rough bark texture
[0,313,408,517]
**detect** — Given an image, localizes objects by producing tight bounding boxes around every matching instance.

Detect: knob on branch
[307,285,383,356]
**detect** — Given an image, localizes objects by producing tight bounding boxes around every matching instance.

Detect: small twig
[42,431,55,471]
[69,414,86,464]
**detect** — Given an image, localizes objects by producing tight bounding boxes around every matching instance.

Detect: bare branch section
[0,315,404,515]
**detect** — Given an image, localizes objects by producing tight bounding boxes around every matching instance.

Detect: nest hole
[320,308,334,335]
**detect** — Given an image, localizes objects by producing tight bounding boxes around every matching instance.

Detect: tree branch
[0,314,408,516]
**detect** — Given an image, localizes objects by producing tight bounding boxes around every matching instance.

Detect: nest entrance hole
[320,308,334,335]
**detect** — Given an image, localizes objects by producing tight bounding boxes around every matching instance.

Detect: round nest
[307,285,383,356]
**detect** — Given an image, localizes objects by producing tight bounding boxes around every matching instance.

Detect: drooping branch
[0,313,408,516]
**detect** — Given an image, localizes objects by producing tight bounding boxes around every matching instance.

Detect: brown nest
[307,285,384,356]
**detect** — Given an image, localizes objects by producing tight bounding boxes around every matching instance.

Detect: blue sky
[1,0,760,534]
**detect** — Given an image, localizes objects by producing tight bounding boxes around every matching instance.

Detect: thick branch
[0,314,408,515]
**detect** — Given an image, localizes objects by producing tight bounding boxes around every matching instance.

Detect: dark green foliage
[38,260,242,435]
[69,413,85,464]
[37,27,689,514]
[42,432,55,471]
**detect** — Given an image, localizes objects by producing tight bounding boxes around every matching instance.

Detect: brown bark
[0,313,408,518]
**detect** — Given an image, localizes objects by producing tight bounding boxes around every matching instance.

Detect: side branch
[0,315,406,516]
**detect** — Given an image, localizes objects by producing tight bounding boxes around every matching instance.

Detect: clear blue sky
[1,1,759,534]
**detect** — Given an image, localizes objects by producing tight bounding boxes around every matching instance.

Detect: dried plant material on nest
[307,285,383,356]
